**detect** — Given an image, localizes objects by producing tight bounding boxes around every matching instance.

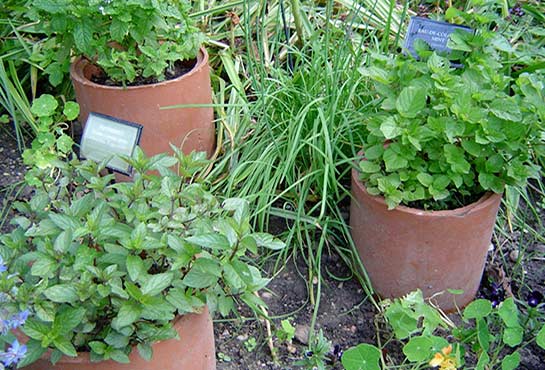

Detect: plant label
[80,112,143,175]
[404,17,472,58]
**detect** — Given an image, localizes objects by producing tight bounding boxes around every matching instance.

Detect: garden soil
[0,127,543,369]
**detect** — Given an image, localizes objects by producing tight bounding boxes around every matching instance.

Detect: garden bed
[213,213,545,369]
[1,125,544,369]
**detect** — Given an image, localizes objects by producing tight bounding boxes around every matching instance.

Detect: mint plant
[29,0,203,85]
[0,143,284,365]
[357,17,544,210]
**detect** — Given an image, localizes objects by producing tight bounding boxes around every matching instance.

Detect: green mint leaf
[383,148,408,171]
[186,233,230,251]
[489,99,522,122]
[22,319,50,341]
[223,263,246,291]
[364,144,384,160]
[478,172,504,193]
[34,0,70,13]
[53,229,73,253]
[183,267,218,289]
[113,302,142,329]
[126,254,147,282]
[89,341,107,355]
[444,144,471,174]
[73,21,93,55]
[53,306,86,334]
[31,254,57,277]
[380,117,402,139]
[49,213,79,230]
[110,349,131,364]
[105,330,130,349]
[251,233,286,250]
[141,272,174,296]
[359,160,381,174]
[110,18,129,42]
[137,343,153,361]
[43,284,79,303]
[396,86,427,118]
[447,30,472,52]
[53,335,78,357]
[416,173,433,187]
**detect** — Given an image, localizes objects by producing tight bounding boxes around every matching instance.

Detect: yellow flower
[429,345,457,370]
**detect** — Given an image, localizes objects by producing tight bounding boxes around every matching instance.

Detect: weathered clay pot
[350,167,502,311]
[70,47,215,179]
[22,308,216,370]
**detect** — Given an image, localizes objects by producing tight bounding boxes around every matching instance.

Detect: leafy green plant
[357,14,544,210]
[276,318,296,343]
[342,290,545,370]
[0,137,284,366]
[21,94,78,186]
[243,337,257,352]
[295,329,332,370]
[28,0,203,85]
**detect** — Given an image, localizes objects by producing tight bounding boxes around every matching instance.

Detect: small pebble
[295,324,310,345]
[509,249,520,262]
[287,343,297,354]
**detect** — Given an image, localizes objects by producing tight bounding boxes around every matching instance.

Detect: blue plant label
[404,17,473,58]
[80,112,143,175]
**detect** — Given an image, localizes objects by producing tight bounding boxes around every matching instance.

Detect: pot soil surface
[0,128,543,369]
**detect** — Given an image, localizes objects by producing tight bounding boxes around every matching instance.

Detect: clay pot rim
[28,308,208,364]
[351,166,503,217]
[69,46,208,90]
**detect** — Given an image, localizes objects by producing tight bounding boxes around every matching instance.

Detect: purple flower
[527,291,544,308]
[0,256,6,273]
[0,320,8,336]
[0,339,27,366]
[8,310,29,329]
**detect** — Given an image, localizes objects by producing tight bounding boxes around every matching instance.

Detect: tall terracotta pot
[22,308,216,370]
[350,167,502,312]
[70,47,215,179]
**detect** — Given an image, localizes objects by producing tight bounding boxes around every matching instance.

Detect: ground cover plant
[0,0,544,369]
[342,290,545,370]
